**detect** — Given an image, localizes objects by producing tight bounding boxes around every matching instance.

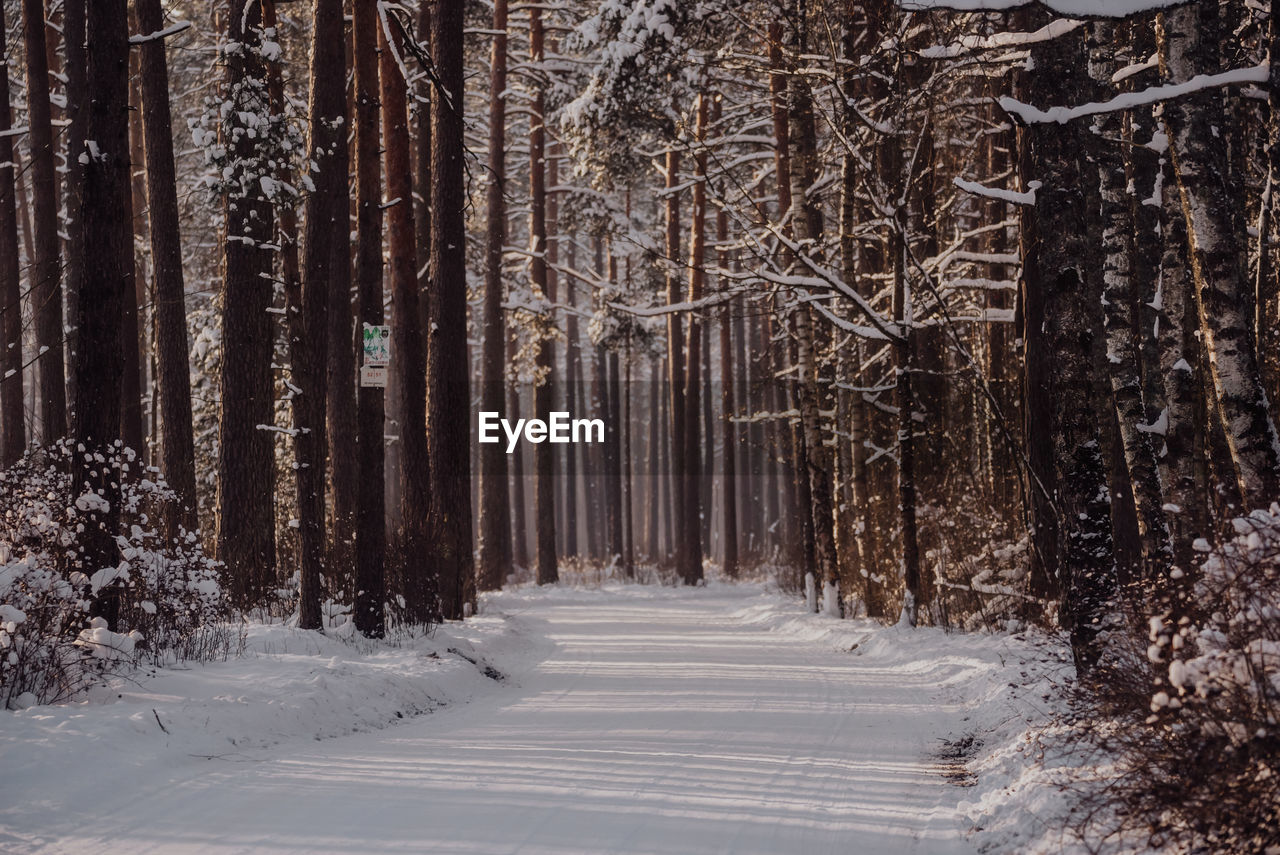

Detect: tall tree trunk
[1090,23,1173,585]
[680,93,707,586]
[718,188,738,580]
[61,0,85,418]
[428,0,476,615]
[478,0,511,592]
[1022,24,1116,671]
[22,0,66,442]
[0,6,25,467]
[75,0,130,626]
[647,358,660,561]
[324,0,358,611]
[785,6,840,615]
[382,14,432,622]
[217,1,276,608]
[352,0,384,637]
[665,147,685,567]
[1159,4,1280,508]
[135,0,197,537]
[529,2,556,586]
[509,331,529,569]
[293,0,346,631]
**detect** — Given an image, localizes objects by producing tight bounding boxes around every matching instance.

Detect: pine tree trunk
[563,220,581,562]
[0,6,25,467]
[135,0,197,538]
[680,93,707,586]
[381,16,432,622]
[647,358,661,561]
[22,0,66,442]
[478,0,512,592]
[1022,25,1116,670]
[665,147,685,571]
[217,1,276,608]
[529,2,556,586]
[1090,23,1173,584]
[352,0,384,637]
[718,195,738,579]
[75,0,130,625]
[1157,147,1213,588]
[428,0,476,614]
[61,0,85,418]
[1159,3,1280,508]
[785,7,839,613]
[293,0,346,631]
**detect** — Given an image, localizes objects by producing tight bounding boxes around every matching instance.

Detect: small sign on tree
[362,324,391,366]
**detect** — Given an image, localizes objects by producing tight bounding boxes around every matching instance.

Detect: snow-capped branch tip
[129,21,192,45]
[999,63,1270,125]
[898,0,1186,17]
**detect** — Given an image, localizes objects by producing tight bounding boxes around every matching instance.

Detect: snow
[953,176,1039,206]
[1000,63,1270,125]
[0,584,1080,854]
[900,0,1183,13]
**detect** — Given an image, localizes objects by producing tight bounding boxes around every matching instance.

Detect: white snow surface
[0,583,1082,854]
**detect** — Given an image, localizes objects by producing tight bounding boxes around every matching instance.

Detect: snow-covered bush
[0,443,230,708]
[1074,507,1280,853]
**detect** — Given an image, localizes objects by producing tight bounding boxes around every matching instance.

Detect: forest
[1,0,1279,852]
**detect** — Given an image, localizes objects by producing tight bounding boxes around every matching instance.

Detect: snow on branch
[919,19,1082,59]
[953,177,1040,206]
[1000,63,1270,124]
[129,21,192,45]
[899,0,1183,16]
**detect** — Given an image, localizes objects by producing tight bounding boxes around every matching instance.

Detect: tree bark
[292,0,347,631]
[477,0,511,592]
[351,0,384,637]
[1090,22,1173,585]
[135,0,197,538]
[1022,25,1116,671]
[1159,4,1280,508]
[529,2,556,586]
[680,93,708,586]
[381,15,432,623]
[217,1,276,608]
[22,0,66,442]
[75,0,130,625]
[0,7,25,467]
[428,0,476,615]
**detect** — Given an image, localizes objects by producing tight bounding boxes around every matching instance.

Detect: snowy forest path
[21,585,983,854]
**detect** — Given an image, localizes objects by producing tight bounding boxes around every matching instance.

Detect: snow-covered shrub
[1073,507,1280,853]
[0,443,230,708]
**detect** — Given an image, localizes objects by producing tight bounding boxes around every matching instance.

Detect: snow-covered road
[6,585,1055,854]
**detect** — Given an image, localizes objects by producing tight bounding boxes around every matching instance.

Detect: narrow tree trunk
[61,0,85,418]
[381,15,432,622]
[428,0,476,614]
[135,0,197,537]
[718,193,738,580]
[0,7,25,467]
[1090,23,1174,584]
[352,0,385,637]
[665,148,685,567]
[478,0,511,592]
[680,93,707,586]
[293,0,346,631]
[647,358,661,561]
[529,2,556,586]
[22,0,66,441]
